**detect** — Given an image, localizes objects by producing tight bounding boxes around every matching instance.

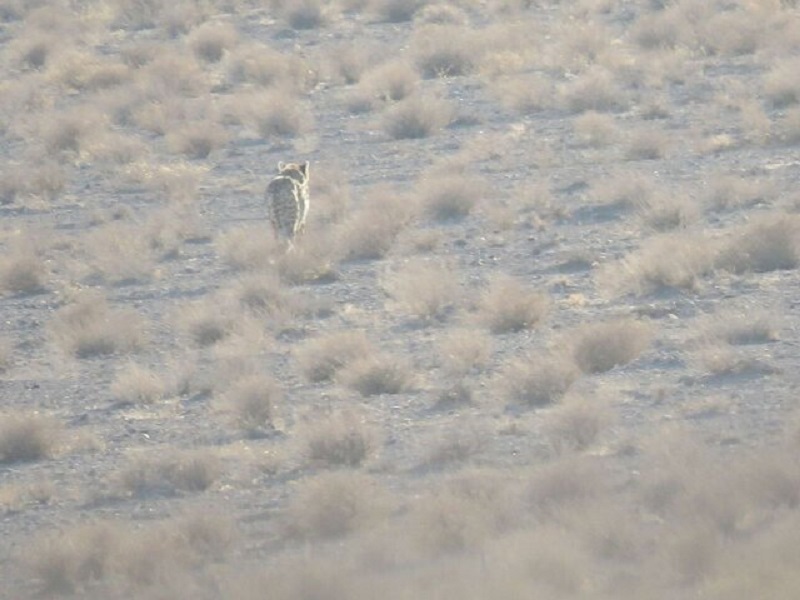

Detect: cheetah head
[277,161,310,184]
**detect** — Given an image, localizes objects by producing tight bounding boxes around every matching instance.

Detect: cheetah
[265,161,310,250]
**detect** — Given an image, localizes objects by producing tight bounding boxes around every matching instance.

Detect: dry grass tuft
[704,309,780,346]
[110,362,166,405]
[543,396,612,454]
[188,21,238,63]
[303,411,379,467]
[764,57,800,108]
[338,353,412,396]
[502,353,580,408]
[281,0,328,29]
[597,233,716,296]
[527,456,605,516]
[177,298,235,347]
[217,225,281,272]
[222,374,282,435]
[118,449,222,497]
[569,319,652,375]
[572,111,617,146]
[296,330,373,382]
[716,214,800,273]
[477,275,550,334]
[384,258,460,321]
[0,241,47,294]
[0,412,60,463]
[626,127,670,160]
[418,171,486,222]
[358,60,419,106]
[166,121,229,159]
[50,293,148,358]
[372,0,424,22]
[83,222,156,284]
[412,25,479,78]
[561,67,628,114]
[285,471,388,540]
[382,93,452,139]
[437,328,491,377]
[337,190,414,260]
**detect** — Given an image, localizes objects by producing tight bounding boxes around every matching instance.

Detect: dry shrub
[527,456,605,517]
[233,272,291,317]
[637,190,700,231]
[337,190,414,260]
[569,319,652,374]
[597,233,716,296]
[50,293,148,358]
[372,0,424,22]
[248,90,314,138]
[561,67,628,113]
[285,471,388,540]
[303,411,378,467]
[166,121,229,159]
[110,362,166,405]
[764,57,800,108]
[281,0,328,29]
[13,33,56,70]
[358,60,419,106]
[477,275,550,334]
[626,127,670,160]
[43,108,98,156]
[118,450,222,497]
[384,258,460,321]
[692,343,767,377]
[418,172,486,222]
[0,412,59,463]
[494,73,554,115]
[26,514,235,596]
[716,215,800,273]
[382,93,452,139]
[217,225,281,272]
[422,423,487,469]
[415,3,468,25]
[222,374,281,435]
[276,231,339,284]
[295,330,373,382]
[177,298,235,347]
[572,111,617,146]
[188,21,238,63]
[705,174,772,212]
[704,309,780,346]
[0,242,47,294]
[338,353,412,396]
[502,353,580,408]
[437,328,491,377]
[83,222,156,284]
[591,171,655,211]
[412,24,479,78]
[327,43,375,85]
[137,53,207,98]
[225,43,307,89]
[543,396,612,454]
[0,338,10,373]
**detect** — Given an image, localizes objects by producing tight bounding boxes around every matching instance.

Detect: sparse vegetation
[570,319,652,374]
[4,1,800,597]
[0,413,59,463]
[477,275,550,334]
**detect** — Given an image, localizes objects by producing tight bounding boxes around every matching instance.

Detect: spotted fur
[265,161,310,249]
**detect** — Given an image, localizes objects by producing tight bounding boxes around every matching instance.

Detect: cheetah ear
[301,161,309,178]
[278,161,286,171]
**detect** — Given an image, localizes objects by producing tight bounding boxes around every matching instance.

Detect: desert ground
[2,0,800,597]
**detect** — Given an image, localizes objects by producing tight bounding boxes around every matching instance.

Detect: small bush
[382,93,452,139]
[338,354,411,396]
[716,215,800,273]
[217,225,280,272]
[282,0,327,29]
[0,413,59,463]
[626,128,670,160]
[0,244,46,294]
[573,111,617,147]
[223,374,282,435]
[189,21,238,63]
[502,354,580,407]
[705,310,780,346]
[413,25,478,78]
[337,192,413,260]
[359,60,419,104]
[118,450,222,497]
[570,319,652,374]
[166,121,229,159]
[384,259,460,321]
[477,275,550,334]
[83,222,156,284]
[373,0,424,22]
[437,329,491,377]
[50,293,148,358]
[597,233,716,296]
[285,472,388,539]
[561,67,628,114]
[543,396,612,454]
[296,330,373,382]
[177,299,234,347]
[303,411,378,467]
[110,362,166,405]
[764,57,800,108]
[254,91,313,138]
[418,172,485,222]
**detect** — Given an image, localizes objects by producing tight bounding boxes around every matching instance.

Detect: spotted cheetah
[265,161,310,249]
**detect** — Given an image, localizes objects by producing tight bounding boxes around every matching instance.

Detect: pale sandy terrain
[2,0,800,598]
